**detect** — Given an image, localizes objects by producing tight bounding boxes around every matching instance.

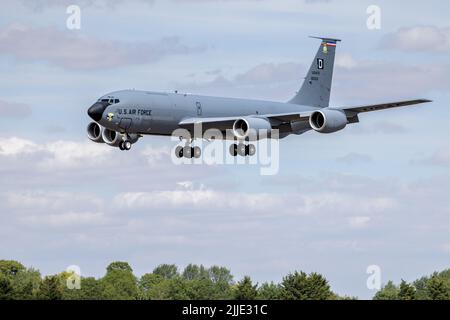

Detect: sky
[0,0,449,299]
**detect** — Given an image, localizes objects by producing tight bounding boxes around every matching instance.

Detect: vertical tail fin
[289,36,341,108]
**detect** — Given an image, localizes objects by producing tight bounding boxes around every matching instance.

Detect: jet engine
[232,117,272,140]
[87,122,104,143]
[102,128,122,147]
[309,109,348,134]
[102,128,140,148]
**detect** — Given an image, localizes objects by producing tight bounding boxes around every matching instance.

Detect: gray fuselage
[95,90,316,138]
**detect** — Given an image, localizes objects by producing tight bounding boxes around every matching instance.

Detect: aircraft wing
[178,99,431,131]
[178,111,314,131]
[179,116,238,131]
[338,99,432,116]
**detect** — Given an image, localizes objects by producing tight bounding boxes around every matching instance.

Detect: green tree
[373,281,399,300]
[0,273,13,300]
[62,277,104,300]
[427,274,449,300]
[153,264,178,279]
[0,260,25,277]
[11,268,41,300]
[182,264,209,281]
[413,276,430,300]
[38,276,63,300]
[281,271,333,300]
[101,262,138,300]
[208,266,233,284]
[257,282,282,300]
[398,280,416,300]
[107,261,133,273]
[138,273,168,300]
[234,276,258,300]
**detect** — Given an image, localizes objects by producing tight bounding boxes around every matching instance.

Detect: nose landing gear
[119,134,132,151]
[119,140,132,151]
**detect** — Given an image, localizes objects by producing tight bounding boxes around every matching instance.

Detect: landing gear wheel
[183,146,192,158]
[229,144,238,157]
[175,146,183,158]
[123,140,132,151]
[119,141,125,151]
[193,146,201,158]
[247,144,256,156]
[237,143,246,157]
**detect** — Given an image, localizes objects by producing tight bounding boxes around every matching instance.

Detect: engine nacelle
[87,122,104,143]
[102,128,140,147]
[102,128,122,147]
[232,117,272,140]
[309,109,348,134]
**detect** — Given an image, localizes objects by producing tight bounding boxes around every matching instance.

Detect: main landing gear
[229,143,256,157]
[173,140,257,158]
[175,145,201,159]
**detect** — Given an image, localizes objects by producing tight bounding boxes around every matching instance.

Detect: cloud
[175,53,448,102]
[0,23,205,70]
[15,0,155,11]
[0,136,112,169]
[0,99,32,118]
[0,137,40,156]
[381,25,450,53]
[336,152,373,165]
[348,216,371,229]
[5,192,103,212]
[113,185,397,217]
[235,62,302,85]
[21,211,108,227]
[415,147,450,167]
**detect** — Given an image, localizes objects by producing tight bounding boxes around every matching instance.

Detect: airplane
[87,36,431,158]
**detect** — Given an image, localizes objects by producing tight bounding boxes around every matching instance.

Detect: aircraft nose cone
[88,102,107,122]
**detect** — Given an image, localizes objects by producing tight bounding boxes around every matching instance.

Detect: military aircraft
[87,37,431,158]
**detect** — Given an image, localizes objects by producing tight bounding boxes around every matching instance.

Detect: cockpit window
[98,98,120,105]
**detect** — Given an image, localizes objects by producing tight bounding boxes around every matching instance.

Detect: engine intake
[309,109,348,134]
[232,117,272,140]
[102,128,121,147]
[87,122,104,143]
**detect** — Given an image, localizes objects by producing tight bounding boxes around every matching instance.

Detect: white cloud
[113,186,397,217]
[5,192,103,211]
[0,23,205,70]
[381,25,450,53]
[39,140,113,169]
[141,146,171,166]
[0,137,40,156]
[335,53,358,69]
[348,216,371,229]
[0,137,113,169]
[21,211,108,227]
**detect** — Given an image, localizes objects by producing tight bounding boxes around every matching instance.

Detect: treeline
[373,269,450,300]
[0,260,449,300]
